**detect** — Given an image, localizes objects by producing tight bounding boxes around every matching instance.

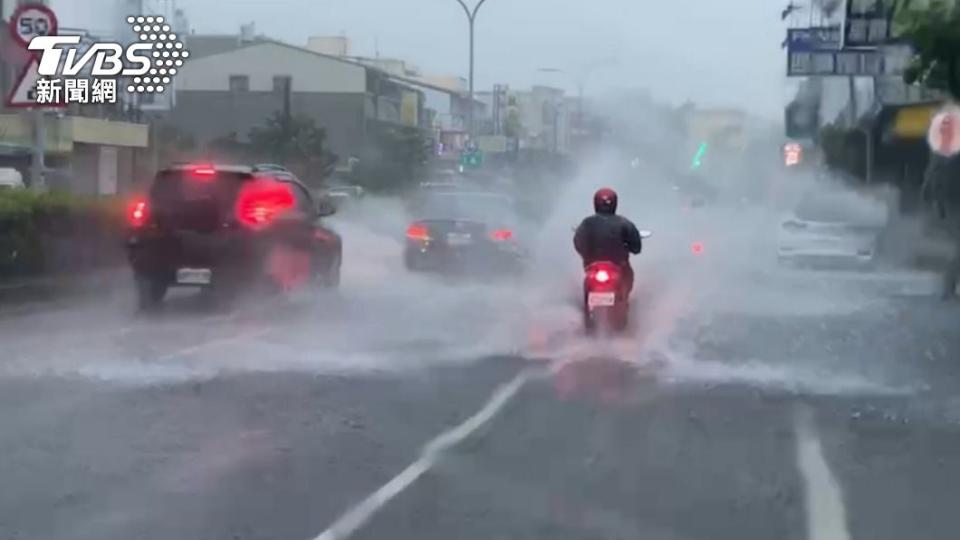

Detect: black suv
[125,163,342,310]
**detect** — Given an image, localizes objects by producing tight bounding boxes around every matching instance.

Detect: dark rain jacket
[573,213,643,267]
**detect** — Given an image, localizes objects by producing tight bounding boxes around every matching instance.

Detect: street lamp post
[454,0,489,138]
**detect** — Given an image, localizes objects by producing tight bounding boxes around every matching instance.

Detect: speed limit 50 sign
[9,3,58,50]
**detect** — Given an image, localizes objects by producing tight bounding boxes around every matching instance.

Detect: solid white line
[794,404,852,540]
[312,368,540,540]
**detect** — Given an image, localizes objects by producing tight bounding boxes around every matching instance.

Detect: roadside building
[168,33,429,166]
[512,86,570,154]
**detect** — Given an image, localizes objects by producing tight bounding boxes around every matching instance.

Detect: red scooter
[581,230,651,335]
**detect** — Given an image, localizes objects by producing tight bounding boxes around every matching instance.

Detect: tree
[247,112,339,181]
[900,0,960,99]
[155,124,197,163]
[351,125,428,192]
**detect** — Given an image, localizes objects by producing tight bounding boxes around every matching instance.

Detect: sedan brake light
[406,223,431,241]
[490,228,513,241]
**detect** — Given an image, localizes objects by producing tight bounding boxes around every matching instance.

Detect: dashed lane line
[795,403,852,540]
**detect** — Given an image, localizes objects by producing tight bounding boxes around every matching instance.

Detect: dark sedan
[404,190,527,275]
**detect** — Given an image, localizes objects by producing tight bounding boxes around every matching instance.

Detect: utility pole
[453,0,489,138]
[28,0,48,191]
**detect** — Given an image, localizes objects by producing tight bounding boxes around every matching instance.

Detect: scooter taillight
[585,263,620,286]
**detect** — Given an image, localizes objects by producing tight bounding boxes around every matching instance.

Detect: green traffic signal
[691,142,708,170]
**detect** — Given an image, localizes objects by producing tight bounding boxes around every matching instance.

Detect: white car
[0,168,25,190]
[777,191,888,270]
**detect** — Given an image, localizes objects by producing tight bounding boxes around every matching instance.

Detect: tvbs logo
[27,15,189,84]
[30,36,152,76]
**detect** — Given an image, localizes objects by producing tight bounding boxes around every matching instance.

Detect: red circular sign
[9,3,58,50]
[929,106,960,157]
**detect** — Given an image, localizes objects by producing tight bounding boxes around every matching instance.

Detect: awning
[867,101,943,143]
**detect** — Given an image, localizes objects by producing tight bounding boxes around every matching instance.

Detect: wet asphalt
[2,176,960,540]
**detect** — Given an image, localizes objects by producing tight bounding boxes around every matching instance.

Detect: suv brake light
[128,198,149,228]
[191,164,216,178]
[235,180,295,229]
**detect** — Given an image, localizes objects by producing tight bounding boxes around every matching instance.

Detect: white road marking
[794,404,851,540]
[312,367,543,540]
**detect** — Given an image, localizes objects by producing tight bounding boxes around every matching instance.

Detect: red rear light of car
[692,242,704,255]
[235,180,295,229]
[490,228,513,241]
[406,223,431,241]
[127,198,149,228]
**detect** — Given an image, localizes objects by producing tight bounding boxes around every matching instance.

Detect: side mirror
[639,230,653,239]
[316,197,337,217]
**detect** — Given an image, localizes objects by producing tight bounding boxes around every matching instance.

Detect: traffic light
[691,142,708,170]
[784,142,803,167]
[460,150,483,168]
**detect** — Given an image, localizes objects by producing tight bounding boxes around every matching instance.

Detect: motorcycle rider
[574,188,643,294]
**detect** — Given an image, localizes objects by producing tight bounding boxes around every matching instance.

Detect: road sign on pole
[9,3,58,49]
[928,105,960,157]
[8,3,61,191]
[6,58,44,108]
[6,4,63,109]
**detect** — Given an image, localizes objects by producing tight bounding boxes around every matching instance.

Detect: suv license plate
[177,268,212,285]
[588,292,616,307]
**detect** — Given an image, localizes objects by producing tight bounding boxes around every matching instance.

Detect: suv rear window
[149,169,254,232]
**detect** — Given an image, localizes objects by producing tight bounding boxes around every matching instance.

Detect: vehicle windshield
[4,2,960,540]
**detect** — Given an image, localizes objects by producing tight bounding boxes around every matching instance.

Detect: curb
[0,268,127,308]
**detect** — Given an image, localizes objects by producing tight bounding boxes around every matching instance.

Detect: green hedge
[0,190,126,279]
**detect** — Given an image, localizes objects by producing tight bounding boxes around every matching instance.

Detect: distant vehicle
[326,185,365,208]
[777,190,888,270]
[404,190,526,275]
[125,163,342,310]
[0,168,25,190]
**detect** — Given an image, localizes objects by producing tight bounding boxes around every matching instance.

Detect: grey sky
[179,0,791,119]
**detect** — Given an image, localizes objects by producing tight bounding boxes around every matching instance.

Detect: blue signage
[786,27,842,52]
